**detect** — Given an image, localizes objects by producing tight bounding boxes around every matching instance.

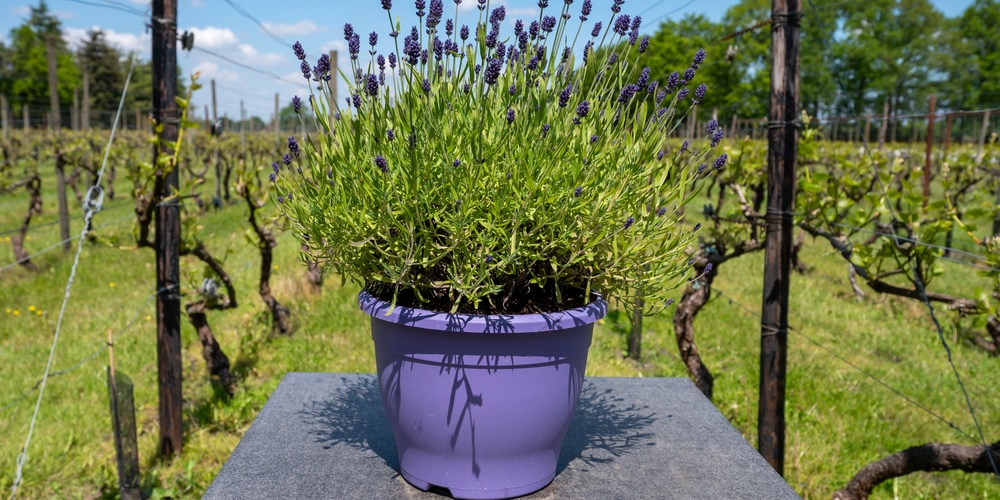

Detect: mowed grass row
[1,156,997,498]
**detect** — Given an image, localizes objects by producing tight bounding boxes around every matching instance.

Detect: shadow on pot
[298,376,657,474]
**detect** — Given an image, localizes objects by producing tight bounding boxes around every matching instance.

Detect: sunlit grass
[1,151,998,498]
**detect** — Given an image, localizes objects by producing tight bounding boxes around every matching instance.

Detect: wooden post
[730,114,738,141]
[71,88,79,131]
[759,0,800,477]
[1,94,8,138]
[46,36,61,132]
[628,294,643,360]
[943,113,953,152]
[82,67,91,130]
[274,92,280,143]
[47,34,71,251]
[211,79,221,204]
[879,101,889,150]
[152,0,183,458]
[923,95,935,208]
[864,112,871,146]
[23,104,29,131]
[978,110,992,162]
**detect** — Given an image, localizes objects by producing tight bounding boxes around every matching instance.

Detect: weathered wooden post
[152,0,183,457]
[759,0,800,476]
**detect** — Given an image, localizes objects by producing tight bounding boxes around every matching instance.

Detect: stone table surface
[204,373,801,499]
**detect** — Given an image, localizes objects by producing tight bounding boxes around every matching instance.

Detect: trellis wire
[859,132,1000,483]
[710,285,975,442]
[9,54,136,499]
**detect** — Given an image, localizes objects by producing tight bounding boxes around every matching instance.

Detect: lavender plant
[274,0,726,314]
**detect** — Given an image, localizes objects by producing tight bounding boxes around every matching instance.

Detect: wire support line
[9,55,135,500]
[0,285,171,415]
[859,133,1000,484]
[220,0,289,48]
[60,0,146,16]
[823,220,991,266]
[0,212,135,274]
[0,200,133,238]
[189,46,303,86]
[649,0,699,24]
[709,286,976,442]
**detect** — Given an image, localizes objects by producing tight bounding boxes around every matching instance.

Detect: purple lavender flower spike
[300,60,311,80]
[576,100,590,119]
[272,162,279,173]
[292,95,301,113]
[506,108,516,124]
[387,129,395,141]
[637,67,650,89]
[639,35,649,53]
[711,128,724,147]
[590,21,602,37]
[623,216,634,229]
[269,173,276,182]
[574,186,583,197]
[559,84,572,107]
[283,153,292,165]
[714,154,728,170]
[369,31,378,47]
[692,48,706,69]
[681,67,695,85]
[382,0,392,9]
[288,136,299,156]
[375,155,389,173]
[613,14,630,35]
[692,83,706,104]
[677,88,689,101]
[292,41,306,60]
[666,298,674,306]
[344,23,354,40]
[581,0,592,20]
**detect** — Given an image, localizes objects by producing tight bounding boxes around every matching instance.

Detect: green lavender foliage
[276,2,725,313]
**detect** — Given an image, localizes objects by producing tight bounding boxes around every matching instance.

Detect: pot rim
[358,289,608,333]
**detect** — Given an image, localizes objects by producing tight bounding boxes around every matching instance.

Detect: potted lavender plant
[274,1,725,497]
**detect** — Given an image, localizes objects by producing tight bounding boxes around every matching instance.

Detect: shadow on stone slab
[296,375,657,482]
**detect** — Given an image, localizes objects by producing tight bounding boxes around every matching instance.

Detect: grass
[1,150,998,499]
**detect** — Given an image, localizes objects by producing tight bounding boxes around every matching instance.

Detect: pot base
[401,469,555,500]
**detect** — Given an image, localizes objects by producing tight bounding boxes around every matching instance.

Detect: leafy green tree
[832,0,947,122]
[956,0,1000,108]
[644,14,750,119]
[6,0,80,125]
[78,29,124,127]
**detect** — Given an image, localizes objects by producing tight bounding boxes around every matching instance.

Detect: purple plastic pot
[358,290,608,500]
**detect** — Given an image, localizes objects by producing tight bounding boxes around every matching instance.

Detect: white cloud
[63,27,151,55]
[261,20,324,37]
[10,5,30,16]
[191,61,241,84]
[237,43,284,67]
[190,0,203,6]
[320,39,348,55]
[187,26,240,50]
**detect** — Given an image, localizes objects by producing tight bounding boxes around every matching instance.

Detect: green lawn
[1,154,998,499]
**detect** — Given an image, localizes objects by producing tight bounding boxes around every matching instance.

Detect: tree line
[0,1,185,129]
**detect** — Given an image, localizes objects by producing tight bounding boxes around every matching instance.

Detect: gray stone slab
[204,373,801,499]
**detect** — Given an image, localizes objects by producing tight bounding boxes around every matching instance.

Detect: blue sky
[0,0,975,121]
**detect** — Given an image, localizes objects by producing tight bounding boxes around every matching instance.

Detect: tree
[77,29,124,127]
[658,15,751,119]
[956,0,1000,109]
[6,0,80,125]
